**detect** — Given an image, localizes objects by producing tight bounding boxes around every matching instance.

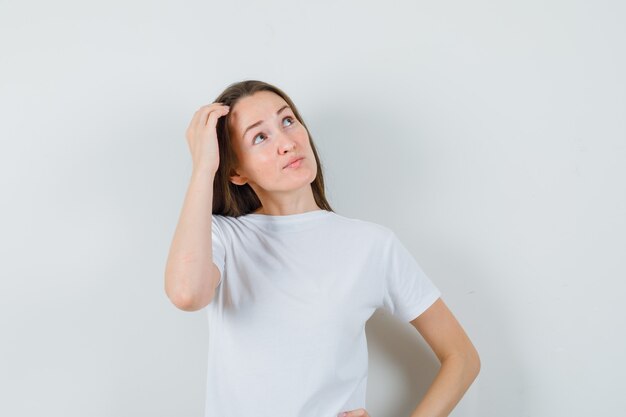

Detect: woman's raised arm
[164,103,229,311]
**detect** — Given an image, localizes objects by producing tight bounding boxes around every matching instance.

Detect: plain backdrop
[1,1,625,416]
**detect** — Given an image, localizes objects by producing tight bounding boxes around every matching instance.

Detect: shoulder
[211,213,242,227]
[211,214,226,230]
[329,212,396,241]
[211,213,236,238]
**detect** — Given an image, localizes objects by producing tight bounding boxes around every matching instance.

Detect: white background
[1,1,624,416]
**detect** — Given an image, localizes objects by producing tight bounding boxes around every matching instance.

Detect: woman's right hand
[185,102,230,175]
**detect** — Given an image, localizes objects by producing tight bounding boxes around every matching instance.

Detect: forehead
[229,91,288,130]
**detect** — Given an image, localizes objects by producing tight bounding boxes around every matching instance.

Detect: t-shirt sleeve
[211,215,226,287]
[381,230,442,322]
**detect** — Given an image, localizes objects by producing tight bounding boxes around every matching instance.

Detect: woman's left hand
[339,408,371,417]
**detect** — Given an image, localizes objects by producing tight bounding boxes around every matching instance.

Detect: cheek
[254,153,276,172]
[296,126,310,142]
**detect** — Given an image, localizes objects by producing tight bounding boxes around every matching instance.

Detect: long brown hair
[211,80,334,217]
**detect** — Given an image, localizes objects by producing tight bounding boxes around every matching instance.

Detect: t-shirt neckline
[244,209,331,222]
[241,209,333,232]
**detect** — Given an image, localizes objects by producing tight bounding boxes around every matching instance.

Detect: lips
[284,156,303,168]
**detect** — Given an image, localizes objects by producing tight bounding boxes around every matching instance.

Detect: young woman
[164,80,480,417]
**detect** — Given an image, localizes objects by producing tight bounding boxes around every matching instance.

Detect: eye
[251,117,296,145]
[252,133,266,145]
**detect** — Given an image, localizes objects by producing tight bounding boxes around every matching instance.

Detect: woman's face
[227,90,317,195]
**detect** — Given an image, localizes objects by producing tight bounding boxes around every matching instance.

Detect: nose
[277,131,296,153]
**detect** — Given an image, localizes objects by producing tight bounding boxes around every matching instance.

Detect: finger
[186,108,209,137]
[186,103,228,136]
[339,408,368,417]
[193,104,229,131]
[205,105,229,128]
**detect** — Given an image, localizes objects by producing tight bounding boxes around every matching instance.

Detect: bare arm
[408,298,481,417]
[164,102,229,311]
[164,169,221,311]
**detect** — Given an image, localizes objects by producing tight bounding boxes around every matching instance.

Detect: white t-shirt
[205,209,441,417]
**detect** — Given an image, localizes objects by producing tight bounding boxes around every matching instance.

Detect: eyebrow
[242,105,291,139]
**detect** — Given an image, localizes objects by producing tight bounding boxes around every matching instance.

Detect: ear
[229,169,248,186]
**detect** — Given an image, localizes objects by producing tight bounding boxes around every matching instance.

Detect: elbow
[472,354,481,381]
[164,266,221,312]
[164,284,191,311]
[164,278,214,312]
[169,292,193,311]
[466,344,481,381]
[168,290,213,312]
[443,344,481,382]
